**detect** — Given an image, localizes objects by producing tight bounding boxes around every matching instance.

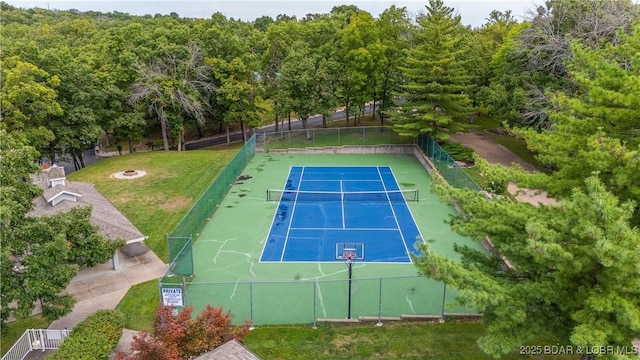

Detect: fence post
[249,282,255,330]
[182,277,187,307]
[376,278,383,327]
[441,282,447,322]
[189,235,194,276]
[39,329,45,351]
[313,280,317,329]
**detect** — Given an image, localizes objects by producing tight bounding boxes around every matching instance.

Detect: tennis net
[266,189,419,202]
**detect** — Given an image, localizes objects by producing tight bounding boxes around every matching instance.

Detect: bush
[439,142,475,163]
[116,304,251,360]
[51,310,125,360]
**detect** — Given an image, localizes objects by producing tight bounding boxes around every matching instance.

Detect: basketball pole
[347,259,353,320]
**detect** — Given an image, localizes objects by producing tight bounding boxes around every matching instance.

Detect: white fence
[2,329,71,360]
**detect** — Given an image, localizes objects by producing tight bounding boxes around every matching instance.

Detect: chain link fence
[159,130,483,325]
[417,134,482,192]
[164,135,256,277]
[160,275,472,326]
[257,126,410,151]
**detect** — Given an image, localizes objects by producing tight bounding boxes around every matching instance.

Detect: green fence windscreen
[258,126,409,151]
[416,134,482,192]
[165,135,256,276]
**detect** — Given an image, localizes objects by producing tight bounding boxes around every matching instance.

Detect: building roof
[28,166,145,244]
[42,184,81,203]
[192,339,261,360]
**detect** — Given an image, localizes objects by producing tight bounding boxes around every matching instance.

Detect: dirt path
[449,131,537,172]
[449,131,556,206]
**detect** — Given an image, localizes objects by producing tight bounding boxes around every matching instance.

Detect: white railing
[1,329,71,360]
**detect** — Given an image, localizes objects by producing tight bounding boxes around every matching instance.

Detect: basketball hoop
[334,242,364,320]
[343,250,356,265]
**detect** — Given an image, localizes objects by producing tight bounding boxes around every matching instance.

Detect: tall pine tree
[392,0,473,140]
[415,175,640,357]
[517,20,640,215]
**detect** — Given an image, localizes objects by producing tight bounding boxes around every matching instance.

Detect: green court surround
[182,153,484,325]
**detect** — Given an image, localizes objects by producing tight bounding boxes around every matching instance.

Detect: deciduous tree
[116,305,250,360]
[0,129,123,326]
[127,44,216,150]
[517,20,640,217]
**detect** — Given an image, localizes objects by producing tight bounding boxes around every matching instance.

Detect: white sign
[161,287,183,307]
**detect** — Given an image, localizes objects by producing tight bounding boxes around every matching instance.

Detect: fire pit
[112,170,147,179]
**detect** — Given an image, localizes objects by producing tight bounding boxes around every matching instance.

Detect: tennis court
[261,166,422,263]
[180,152,483,325]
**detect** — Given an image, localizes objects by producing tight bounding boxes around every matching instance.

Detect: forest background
[2,0,640,357]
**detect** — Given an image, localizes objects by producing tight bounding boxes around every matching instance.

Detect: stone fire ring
[112,169,147,179]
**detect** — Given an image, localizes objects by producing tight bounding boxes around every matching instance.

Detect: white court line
[377,167,413,260]
[287,227,399,231]
[341,180,346,229]
[279,167,305,262]
[388,166,427,262]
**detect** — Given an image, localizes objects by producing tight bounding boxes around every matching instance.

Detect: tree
[476,22,530,125]
[127,44,216,151]
[39,46,104,168]
[415,175,640,357]
[116,305,250,360]
[301,14,342,127]
[392,0,474,141]
[467,10,519,110]
[517,20,640,218]
[338,10,384,124]
[279,41,321,139]
[0,56,60,148]
[376,6,412,123]
[0,130,123,326]
[493,0,637,129]
[212,56,262,143]
[260,19,301,131]
[4,207,124,322]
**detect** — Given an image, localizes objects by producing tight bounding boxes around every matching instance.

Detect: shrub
[116,304,250,360]
[51,309,125,360]
[439,142,475,163]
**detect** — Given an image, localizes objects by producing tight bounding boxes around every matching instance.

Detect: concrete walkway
[49,249,167,330]
[46,248,167,357]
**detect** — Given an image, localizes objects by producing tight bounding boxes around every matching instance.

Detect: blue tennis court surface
[260,166,423,263]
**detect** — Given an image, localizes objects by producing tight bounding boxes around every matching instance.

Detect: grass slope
[244,322,575,360]
[67,147,240,261]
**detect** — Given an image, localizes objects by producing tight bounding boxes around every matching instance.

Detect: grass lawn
[67,145,241,261]
[116,280,160,331]
[1,315,51,355]
[244,322,575,360]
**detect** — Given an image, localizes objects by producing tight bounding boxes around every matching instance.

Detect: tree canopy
[416,175,640,357]
[3,0,640,355]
